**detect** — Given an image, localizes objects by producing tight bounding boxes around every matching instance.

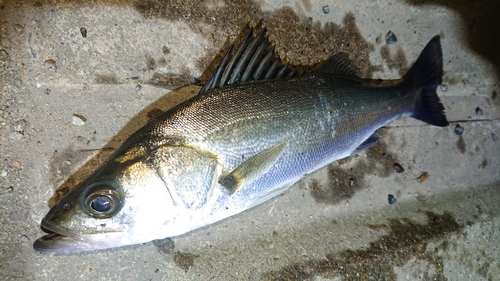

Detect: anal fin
[353,133,381,154]
[219,141,287,194]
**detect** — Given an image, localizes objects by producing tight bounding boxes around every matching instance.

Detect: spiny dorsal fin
[317,52,362,80]
[200,27,303,93]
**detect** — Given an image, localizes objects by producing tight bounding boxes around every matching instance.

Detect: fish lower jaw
[33,231,132,254]
[34,221,128,254]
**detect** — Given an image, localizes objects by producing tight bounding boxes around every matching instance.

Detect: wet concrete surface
[0,0,499,280]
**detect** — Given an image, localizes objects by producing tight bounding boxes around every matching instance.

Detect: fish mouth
[33,220,125,254]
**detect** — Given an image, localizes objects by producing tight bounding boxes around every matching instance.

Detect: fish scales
[144,75,411,203]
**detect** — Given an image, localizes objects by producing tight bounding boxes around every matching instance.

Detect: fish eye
[82,183,122,218]
[90,195,112,212]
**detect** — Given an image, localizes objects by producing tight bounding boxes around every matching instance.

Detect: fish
[34,26,448,253]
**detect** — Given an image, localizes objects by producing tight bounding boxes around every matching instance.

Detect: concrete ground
[1,0,499,280]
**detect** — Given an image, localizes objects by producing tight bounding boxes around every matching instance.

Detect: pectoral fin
[219,141,287,194]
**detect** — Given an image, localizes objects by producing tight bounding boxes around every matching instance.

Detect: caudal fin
[406,35,449,127]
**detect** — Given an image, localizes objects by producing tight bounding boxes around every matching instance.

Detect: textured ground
[0,0,499,280]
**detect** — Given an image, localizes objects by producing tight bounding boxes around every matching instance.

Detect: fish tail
[405,35,449,127]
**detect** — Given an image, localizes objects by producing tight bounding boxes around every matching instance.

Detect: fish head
[34,149,186,254]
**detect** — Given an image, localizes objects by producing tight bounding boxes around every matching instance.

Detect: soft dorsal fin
[200,27,303,93]
[317,52,362,80]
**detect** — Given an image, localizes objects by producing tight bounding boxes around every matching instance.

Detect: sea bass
[34,27,448,253]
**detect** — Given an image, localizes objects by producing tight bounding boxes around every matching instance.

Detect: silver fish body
[34,28,448,253]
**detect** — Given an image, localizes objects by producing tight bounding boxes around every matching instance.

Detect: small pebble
[385,31,397,44]
[155,269,159,273]
[393,163,405,173]
[9,132,23,141]
[454,124,464,135]
[21,235,30,243]
[0,170,7,177]
[440,84,448,92]
[12,160,21,169]
[322,5,330,14]
[475,107,483,115]
[388,194,397,205]
[14,79,22,88]
[135,84,142,92]
[80,27,87,38]
[13,120,27,133]
[72,114,87,126]
[65,160,72,165]
[417,172,429,183]
[0,49,8,59]
[492,133,499,142]
[43,59,57,71]
[44,88,51,95]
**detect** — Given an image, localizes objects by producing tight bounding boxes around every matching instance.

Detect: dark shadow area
[133,1,377,79]
[309,139,401,205]
[263,211,462,281]
[401,0,500,79]
[262,179,500,281]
